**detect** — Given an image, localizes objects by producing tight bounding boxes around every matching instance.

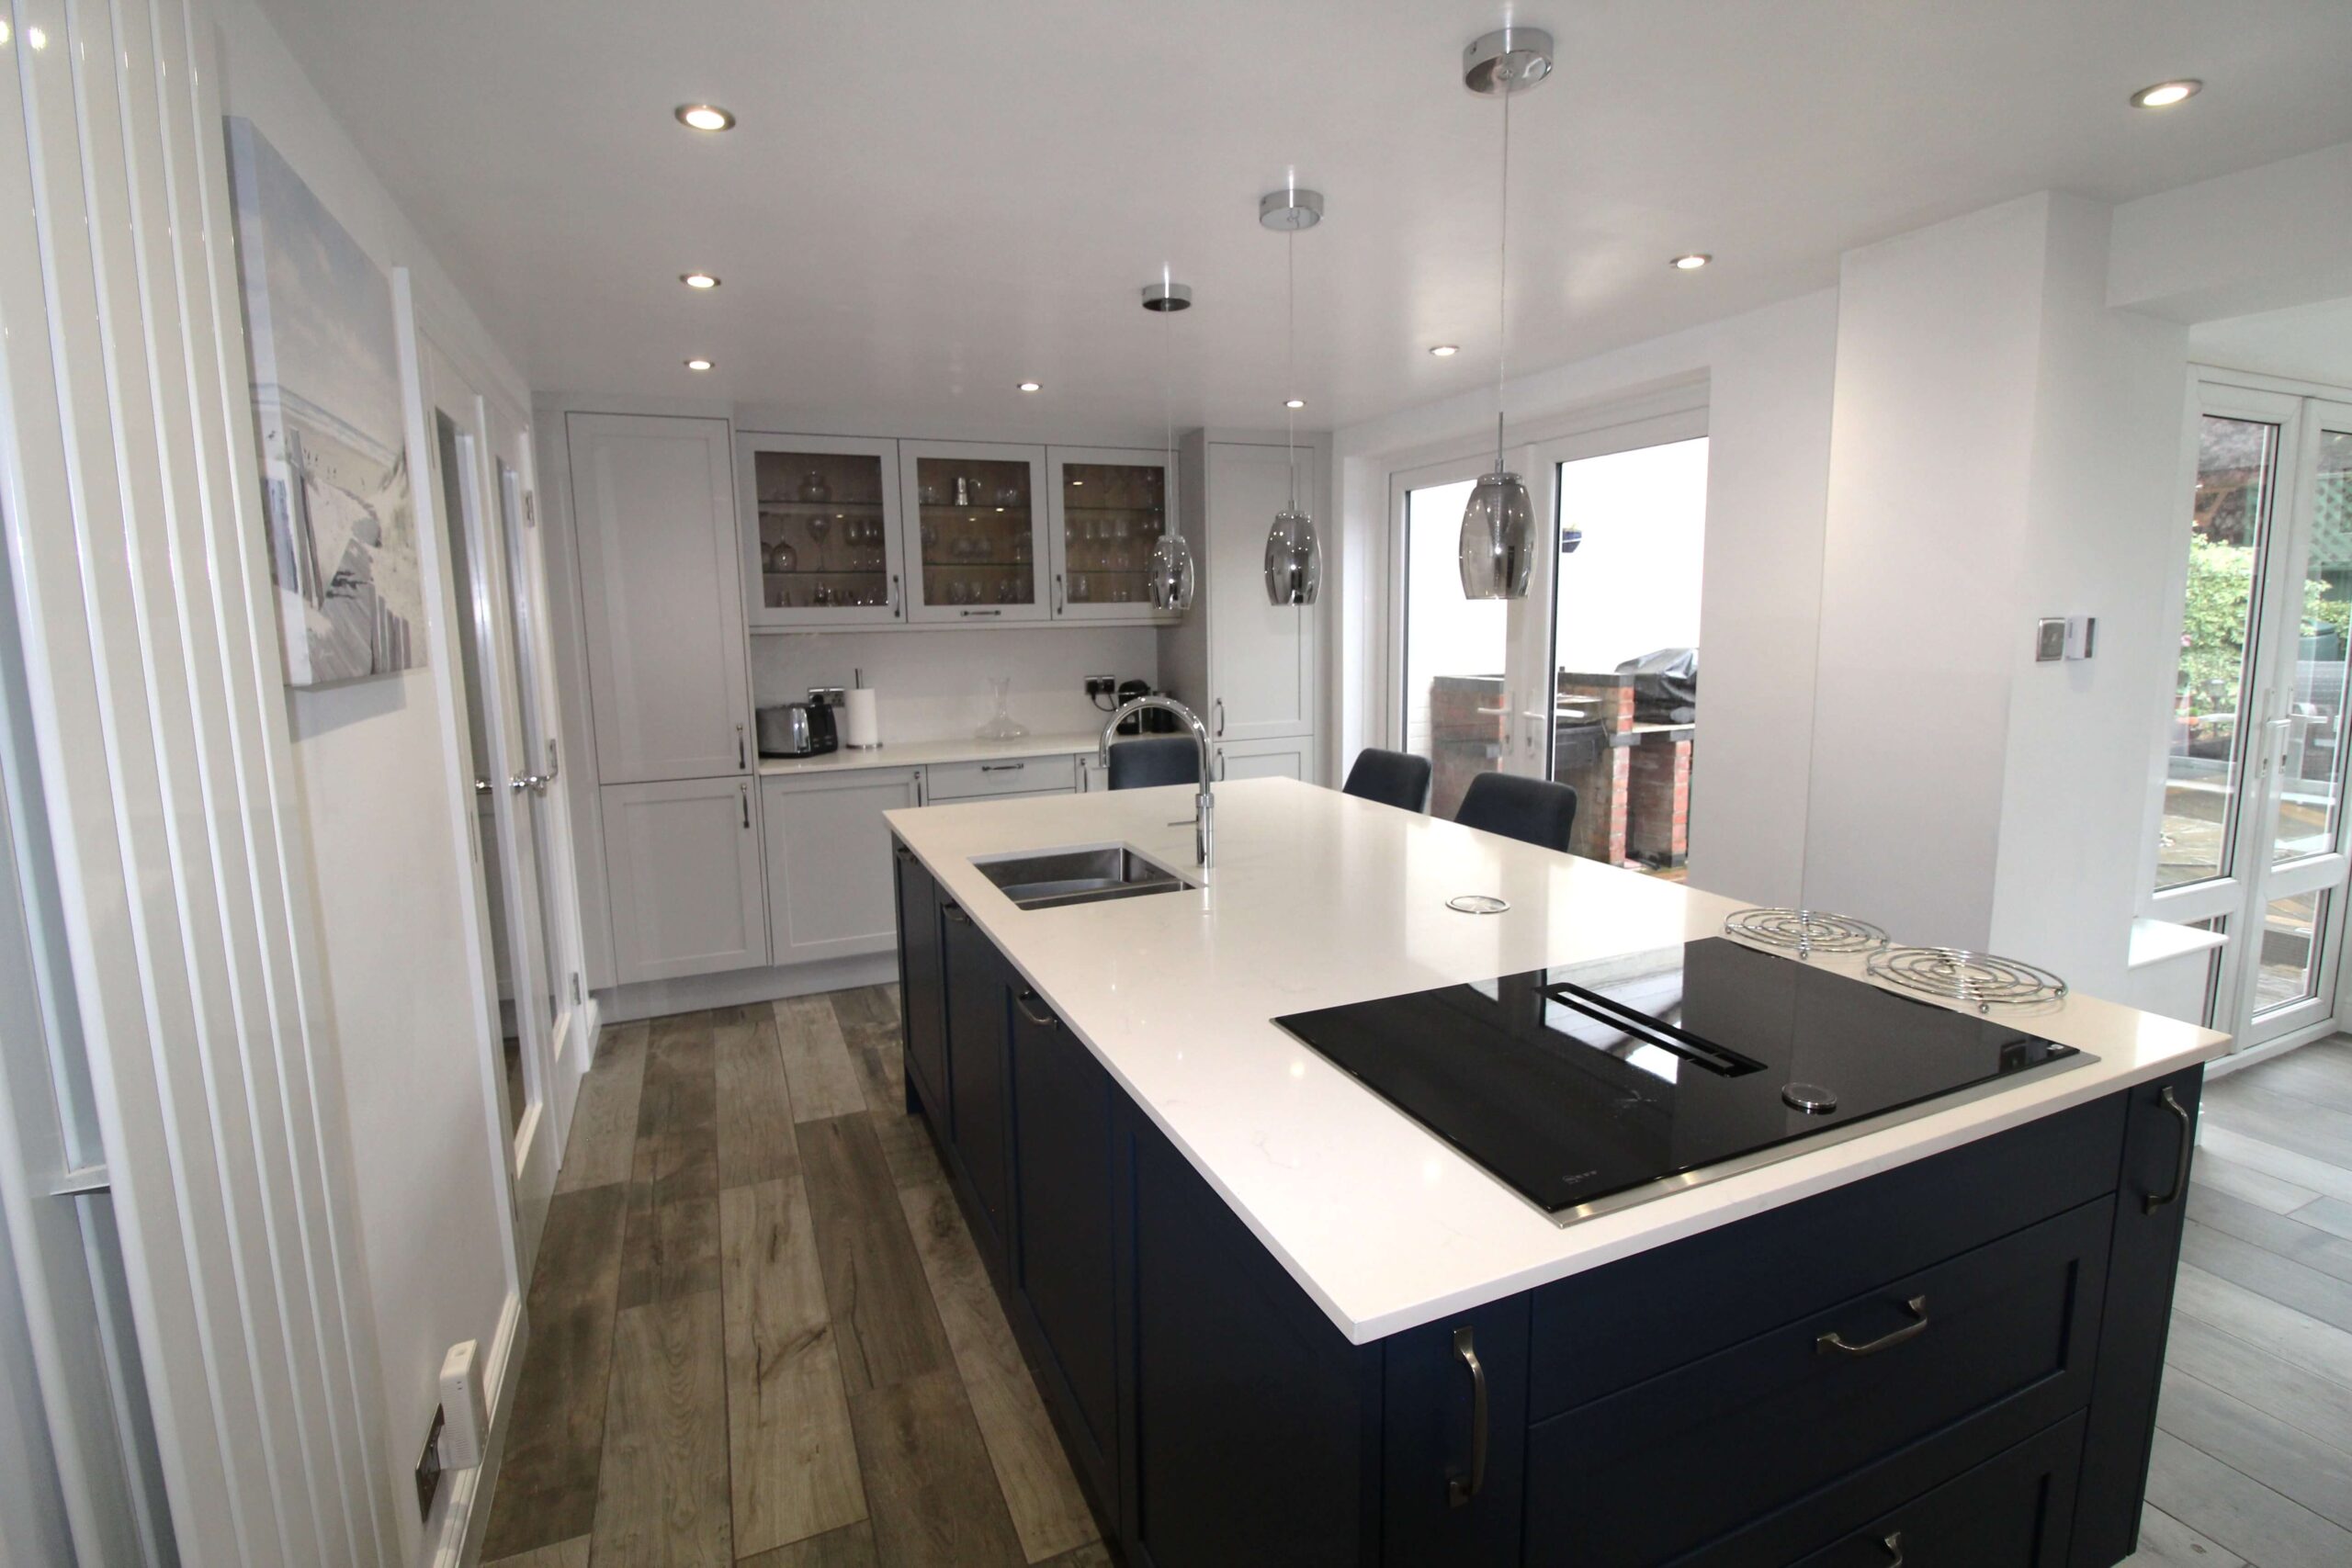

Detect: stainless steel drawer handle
[1014,990,1058,1029]
[1447,1325,1487,1507]
[941,902,970,924]
[1817,1294,1929,1357]
[979,762,1025,773]
[1882,1530,1905,1566]
[2144,1085,2194,1213]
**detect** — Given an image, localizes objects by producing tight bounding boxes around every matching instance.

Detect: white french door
[423,343,560,1268]
[2152,377,2352,1055]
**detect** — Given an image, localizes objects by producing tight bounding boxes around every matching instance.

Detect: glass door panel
[1046,446,1176,621]
[741,434,905,627]
[2160,414,2281,889]
[2273,425,2352,864]
[1544,435,1708,874]
[1397,471,1511,818]
[901,441,1050,624]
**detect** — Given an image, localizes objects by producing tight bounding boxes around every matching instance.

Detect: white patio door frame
[2153,372,2352,1062]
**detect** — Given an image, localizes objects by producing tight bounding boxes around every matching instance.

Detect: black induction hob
[1272,936,2088,1225]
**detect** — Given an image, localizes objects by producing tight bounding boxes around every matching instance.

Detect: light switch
[2034,618,2065,662]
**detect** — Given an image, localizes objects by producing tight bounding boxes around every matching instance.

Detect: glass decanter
[974,676,1029,741]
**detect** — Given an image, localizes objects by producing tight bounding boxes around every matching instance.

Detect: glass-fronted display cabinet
[898,441,1053,624]
[739,434,906,628]
[1046,446,1181,623]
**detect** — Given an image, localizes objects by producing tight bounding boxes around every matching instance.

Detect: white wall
[1334,288,1840,907]
[749,625,1159,743]
[215,1,526,1559]
[2109,140,2352,324]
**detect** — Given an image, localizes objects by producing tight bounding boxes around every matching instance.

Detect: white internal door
[2154,379,2352,1055]
[424,343,559,1268]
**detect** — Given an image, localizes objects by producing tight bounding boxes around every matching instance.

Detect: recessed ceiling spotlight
[2130,79,2201,109]
[681,272,719,289]
[1429,344,1459,356]
[1670,254,1712,271]
[684,357,713,371]
[1285,398,1306,410]
[675,103,735,131]
[1017,380,1042,392]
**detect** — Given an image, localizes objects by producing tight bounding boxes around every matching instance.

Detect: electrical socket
[1084,674,1117,698]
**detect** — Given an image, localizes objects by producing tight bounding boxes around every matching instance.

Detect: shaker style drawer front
[1781,1415,2085,1568]
[1525,1198,2113,1567]
[926,755,1077,800]
[1529,1094,2124,1417]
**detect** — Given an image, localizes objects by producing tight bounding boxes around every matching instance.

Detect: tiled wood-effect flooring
[480,991,2352,1567]
[478,987,1109,1568]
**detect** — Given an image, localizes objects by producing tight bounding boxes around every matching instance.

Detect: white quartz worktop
[885,778,2232,1344]
[758,728,1103,777]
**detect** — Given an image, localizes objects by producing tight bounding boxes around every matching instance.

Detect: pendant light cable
[1285,227,1299,511]
[1495,85,1510,474]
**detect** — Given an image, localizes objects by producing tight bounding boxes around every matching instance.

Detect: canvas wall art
[226,117,421,686]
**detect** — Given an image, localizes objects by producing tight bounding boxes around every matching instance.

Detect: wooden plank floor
[482,990,1107,1568]
[2125,1037,2352,1568]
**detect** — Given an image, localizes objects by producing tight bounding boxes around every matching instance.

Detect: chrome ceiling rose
[1259,186,1324,231]
[1140,279,1193,311]
[1458,469,1536,599]
[1463,26,1555,96]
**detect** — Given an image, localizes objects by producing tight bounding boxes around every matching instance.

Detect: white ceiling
[2194,296,2352,388]
[254,0,2352,436]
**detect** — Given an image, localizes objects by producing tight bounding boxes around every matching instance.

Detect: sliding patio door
[2153,378,2352,1055]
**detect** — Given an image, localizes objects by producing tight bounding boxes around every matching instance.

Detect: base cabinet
[889,850,2199,1568]
[763,768,921,964]
[602,776,766,982]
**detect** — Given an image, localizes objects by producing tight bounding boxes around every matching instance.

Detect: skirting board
[598,951,899,1023]
[427,1286,524,1568]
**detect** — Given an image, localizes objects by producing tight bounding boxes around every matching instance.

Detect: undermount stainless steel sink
[973,845,1196,910]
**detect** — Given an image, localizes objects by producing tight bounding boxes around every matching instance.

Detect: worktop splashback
[751,625,1158,744]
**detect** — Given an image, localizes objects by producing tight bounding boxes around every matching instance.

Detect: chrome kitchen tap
[1100,695,1214,868]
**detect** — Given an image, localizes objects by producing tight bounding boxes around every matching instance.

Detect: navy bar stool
[1341,749,1433,813]
[1454,772,1579,853]
[1107,736,1201,790]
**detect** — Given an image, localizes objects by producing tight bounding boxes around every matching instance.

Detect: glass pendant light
[1142,273,1197,614]
[1457,25,1554,601]
[1261,185,1324,606]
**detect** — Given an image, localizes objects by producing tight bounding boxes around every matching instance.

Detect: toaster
[756,700,838,758]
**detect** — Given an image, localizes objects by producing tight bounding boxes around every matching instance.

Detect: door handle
[737,723,747,770]
[961,608,1003,619]
[1882,1531,1905,1566]
[979,762,1026,773]
[942,902,970,924]
[1014,990,1058,1029]
[1214,697,1226,738]
[889,573,902,617]
[1817,1295,1929,1357]
[1053,573,1064,614]
[508,773,548,794]
[1447,1325,1487,1507]
[740,784,751,829]
[2144,1085,2195,1213]
[473,777,492,796]
[544,738,560,784]
[1216,750,1227,782]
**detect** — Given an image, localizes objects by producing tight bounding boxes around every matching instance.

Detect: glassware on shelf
[976,676,1029,740]
[765,538,797,573]
[799,469,831,503]
[995,483,1023,507]
[807,510,831,540]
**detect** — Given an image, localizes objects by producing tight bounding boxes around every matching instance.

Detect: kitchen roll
[843,687,881,749]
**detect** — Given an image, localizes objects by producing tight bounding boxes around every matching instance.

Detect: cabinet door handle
[1213,697,1226,738]
[979,762,1026,773]
[889,573,902,617]
[1817,1295,1929,1357]
[737,723,747,770]
[894,843,912,862]
[1447,1325,1487,1508]
[1216,750,1227,783]
[1881,1530,1905,1565]
[2144,1085,2195,1213]
[1014,990,1057,1029]
[1053,573,1064,614]
[942,901,970,924]
[740,784,750,829]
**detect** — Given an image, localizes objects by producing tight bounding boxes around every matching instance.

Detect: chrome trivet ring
[1723,907,1889,959]
[1866,945,2068,1012]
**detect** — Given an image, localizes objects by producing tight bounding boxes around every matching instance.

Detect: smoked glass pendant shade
[1457,468,1536,599]
[1262,509,1322,605]
[1147,529,1197,613]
